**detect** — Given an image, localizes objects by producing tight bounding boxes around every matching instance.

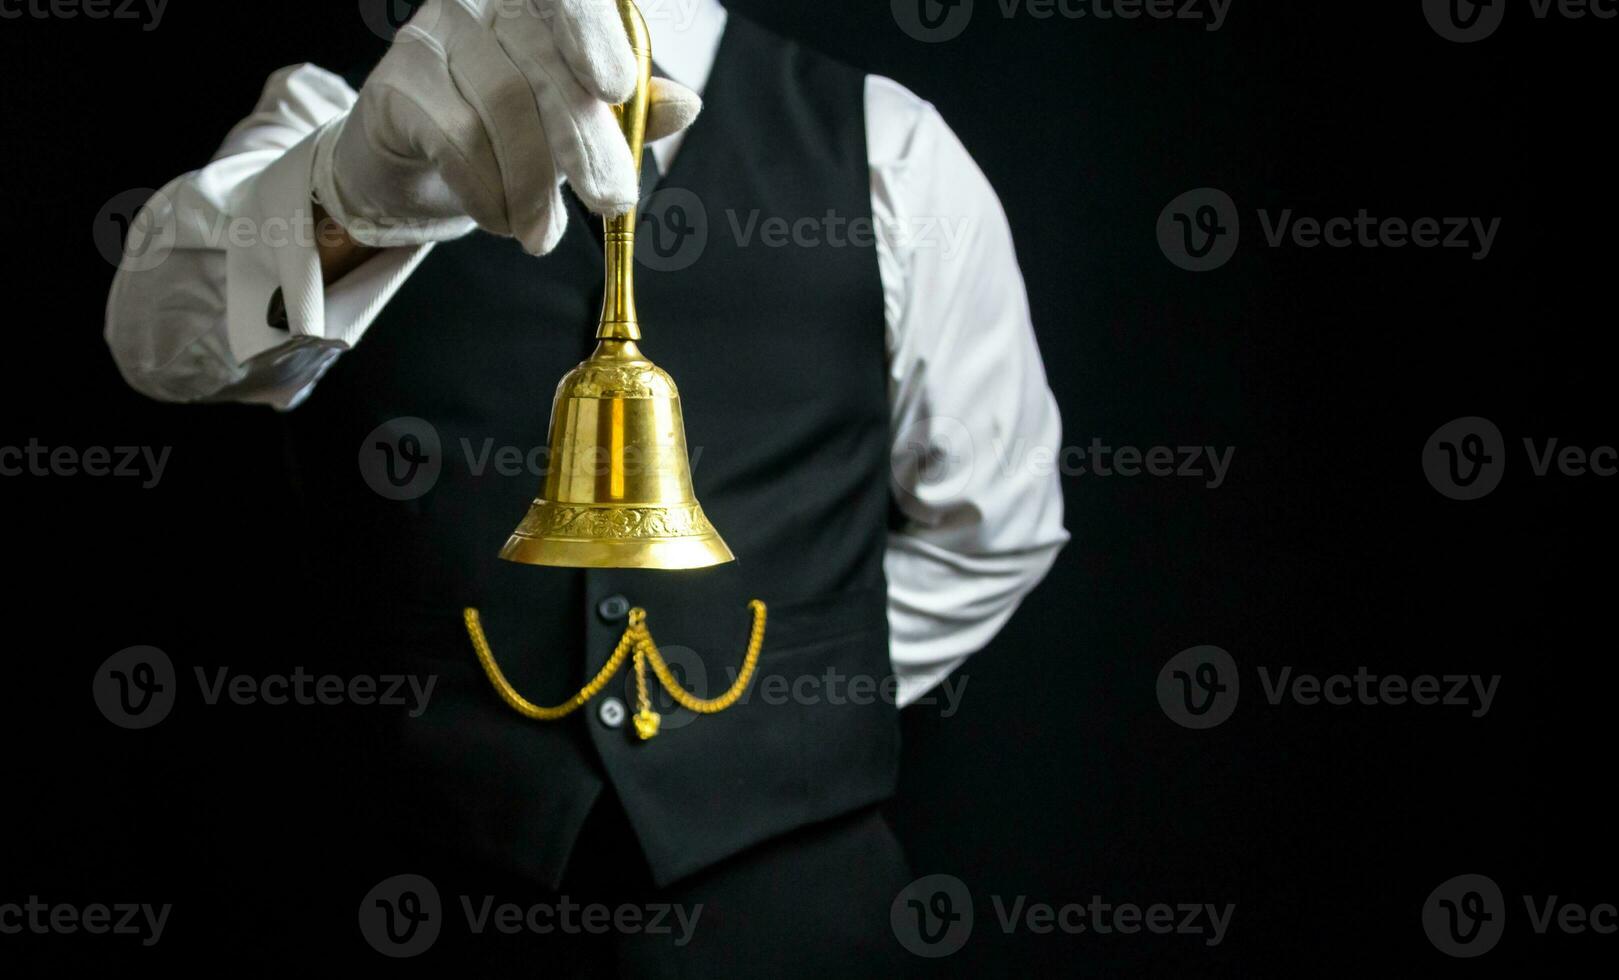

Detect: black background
[3,0,1615,974]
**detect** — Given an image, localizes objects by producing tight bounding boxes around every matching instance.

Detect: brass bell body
[500,337,733,569]
[500,0,734,571]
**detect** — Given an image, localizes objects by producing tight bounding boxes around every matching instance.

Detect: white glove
[311,0,701,254]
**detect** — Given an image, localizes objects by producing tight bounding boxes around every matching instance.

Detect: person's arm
[106,0,703,411]
[867,75,1071,708]
[103,63,439,409]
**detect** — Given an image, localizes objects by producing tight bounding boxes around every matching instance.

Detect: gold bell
[500,0,734,571]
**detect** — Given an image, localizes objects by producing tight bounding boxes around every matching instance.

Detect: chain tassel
[464,600,767,740]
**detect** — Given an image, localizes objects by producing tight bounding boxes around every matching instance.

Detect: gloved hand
[311,0,701,254]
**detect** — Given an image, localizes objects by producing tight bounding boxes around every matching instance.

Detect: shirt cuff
[224,117,435,365]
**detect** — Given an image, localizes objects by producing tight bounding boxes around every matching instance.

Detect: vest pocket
[744,586,888,660]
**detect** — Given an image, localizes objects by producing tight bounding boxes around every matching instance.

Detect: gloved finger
[500,31,640,216]
[514,178,570,255]
[449,28,570,253]
[348,51,514,242]
[345,85,502,246]
[551,0,638,104]
[645,77,702,142]
[548,83,640,215]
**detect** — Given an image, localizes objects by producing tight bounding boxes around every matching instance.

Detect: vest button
[597,594,631,622]
[597,697,627,729]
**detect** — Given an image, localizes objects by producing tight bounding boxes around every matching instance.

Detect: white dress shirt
[103,0,1068,707]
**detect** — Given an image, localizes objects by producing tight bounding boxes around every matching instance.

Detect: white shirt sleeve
[103,63,436,410]
[865,75,1070,708]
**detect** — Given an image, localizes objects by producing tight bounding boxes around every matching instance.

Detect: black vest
[287,15,898,887]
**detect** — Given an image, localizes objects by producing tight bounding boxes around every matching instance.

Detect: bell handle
[597,0,654,343]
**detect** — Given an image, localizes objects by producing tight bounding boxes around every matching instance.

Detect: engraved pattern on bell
[514,501,716,540]
[559,362,677,400]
